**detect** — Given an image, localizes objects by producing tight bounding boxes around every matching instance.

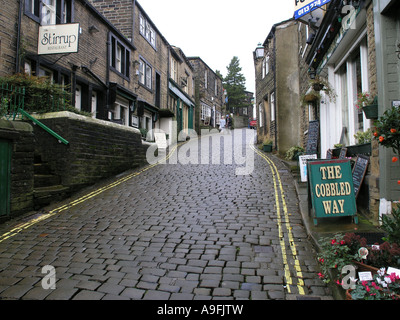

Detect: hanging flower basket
[362,103,378,119]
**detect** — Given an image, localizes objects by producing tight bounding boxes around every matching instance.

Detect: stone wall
[0,120,34,220]
[33,112,148,193]
[0,0,19,77]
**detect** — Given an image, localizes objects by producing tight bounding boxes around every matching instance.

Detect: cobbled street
[0,129,332,300]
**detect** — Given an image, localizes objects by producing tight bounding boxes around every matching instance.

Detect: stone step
[34,185,70,209]
[34,163,52,175]
[34,174,61,188]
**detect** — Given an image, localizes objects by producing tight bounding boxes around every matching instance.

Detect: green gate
[0,139,11,218]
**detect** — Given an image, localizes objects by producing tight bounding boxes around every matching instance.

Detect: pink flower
[371,282,381,290]
[331,239,336,245]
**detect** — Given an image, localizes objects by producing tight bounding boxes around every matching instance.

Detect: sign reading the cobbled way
[307,159,358,226]
[294,0,332,20]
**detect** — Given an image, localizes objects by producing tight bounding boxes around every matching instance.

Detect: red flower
[379,136,384,142]
[331,239,337,245]
[374,132,378,137]
[340,240,346,245]
[398,180,400,185]
[393,157,398,163]
[391,128,397,133]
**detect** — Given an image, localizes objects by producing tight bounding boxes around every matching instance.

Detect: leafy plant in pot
[262,138,273,152]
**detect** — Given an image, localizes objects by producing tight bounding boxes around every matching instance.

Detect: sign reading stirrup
[38,23,80,55]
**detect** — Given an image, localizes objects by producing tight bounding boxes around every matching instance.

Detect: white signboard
[294,0,331,20]
[154,133,168,150]
[38,23,80,55]
[299,154,317,182]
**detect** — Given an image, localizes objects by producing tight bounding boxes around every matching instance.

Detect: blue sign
[294,0,331,20]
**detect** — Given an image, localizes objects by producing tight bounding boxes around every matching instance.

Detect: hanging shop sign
[294,0,331,20]
[38,23,80,55]
[307,159,358,226]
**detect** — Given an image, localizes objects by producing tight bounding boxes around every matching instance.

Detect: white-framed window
[201,103,211,120]
[258,102,263,127]
[139,58,152,89]
[270,92,275,122]
[38,66,54,82]
[262,56,269,79]
[139,14,156,48]
[204,70,208,89]
[91,91,97,118]
[41,0,56,25]
[131,115,139,128]
[112,98,129,126]
[170,57,178,82]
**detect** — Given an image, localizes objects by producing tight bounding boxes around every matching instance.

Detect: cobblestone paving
[0,129,333,300]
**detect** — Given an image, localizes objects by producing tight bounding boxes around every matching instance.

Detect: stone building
[299,0,400,223]
[1,0,139,122]
[167,46,195,141]
[187,57,224,134]
[253,18,302,156]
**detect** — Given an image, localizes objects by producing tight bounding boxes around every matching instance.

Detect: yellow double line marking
[251,145,305,296]
[0,143,181,244]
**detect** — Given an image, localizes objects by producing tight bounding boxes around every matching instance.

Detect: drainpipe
[106,31,111,120]
[16,0,23,73]
[273,34,278,151]
[132,0,136,43]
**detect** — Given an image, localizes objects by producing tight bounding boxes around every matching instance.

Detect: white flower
[378,268,386,276]
[384,276,392,284]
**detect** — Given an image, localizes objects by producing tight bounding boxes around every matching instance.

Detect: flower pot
[263,144,273,152]
[345,143,372,157]
[362,104,378,119]
[303,93,319,103]
[313,83,324,91]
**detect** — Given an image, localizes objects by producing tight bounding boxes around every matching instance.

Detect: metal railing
[1,83,69,145]
[0,83,25,120]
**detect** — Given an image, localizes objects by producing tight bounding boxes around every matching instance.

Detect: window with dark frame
[110,34,131,79]
[25,0,73,24]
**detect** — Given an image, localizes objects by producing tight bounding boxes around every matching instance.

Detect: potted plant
[347,268,400,300]
[310,76,337,102]
[262,138,273,152]
[374,105,400,162]
[285,146,305,161]
[356,92,378,119]
[380,203,400,244]
[317,233,359,285]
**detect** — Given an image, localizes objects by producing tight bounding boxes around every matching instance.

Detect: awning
[168,81,195,108]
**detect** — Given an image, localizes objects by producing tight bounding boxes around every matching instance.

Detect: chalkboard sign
[306,121,319,155]
[326,149,333,159]
[352,155,369,198]
[339,148,348,159]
